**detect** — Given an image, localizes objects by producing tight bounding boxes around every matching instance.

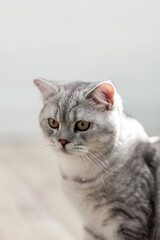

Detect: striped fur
[34,78,160,240]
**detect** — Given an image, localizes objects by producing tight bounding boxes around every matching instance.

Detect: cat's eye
[48,118,59,129]
[75,120,90,131]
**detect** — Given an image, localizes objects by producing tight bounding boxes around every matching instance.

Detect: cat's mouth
[61,147,70,154]
[58,146,85,156]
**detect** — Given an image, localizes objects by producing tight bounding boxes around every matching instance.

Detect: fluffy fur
[34,78,160,240]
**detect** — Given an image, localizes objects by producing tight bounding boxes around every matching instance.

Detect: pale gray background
[0,0,160,141]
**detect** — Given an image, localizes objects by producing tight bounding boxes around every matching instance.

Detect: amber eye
[48,118,59,129]
[75,120,90,131]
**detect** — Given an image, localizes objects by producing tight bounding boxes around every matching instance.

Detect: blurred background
[0,0,160,239]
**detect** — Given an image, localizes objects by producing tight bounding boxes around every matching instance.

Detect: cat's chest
[61,176,95,210]
[61,177,121,239]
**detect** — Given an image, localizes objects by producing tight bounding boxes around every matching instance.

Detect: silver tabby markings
[34,78,160,240]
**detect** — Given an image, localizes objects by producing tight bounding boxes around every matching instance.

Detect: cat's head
[34,78,123,156]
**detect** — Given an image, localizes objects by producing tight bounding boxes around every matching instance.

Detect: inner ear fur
[33,78,57,101]
[86,82,115,109]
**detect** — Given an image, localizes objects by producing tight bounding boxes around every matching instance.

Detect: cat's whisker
[87,152,111,182]
[83,154,97,184]
[112,135,123,147]
[86,152,106,185]
[88,151,110,171]
[81,155,89,172]
[79,156,86,172]
[85,155,105,186]
[83,154,98,179]
[96,151,111,169]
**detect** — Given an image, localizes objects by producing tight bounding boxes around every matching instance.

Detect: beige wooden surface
[0,141,81,240]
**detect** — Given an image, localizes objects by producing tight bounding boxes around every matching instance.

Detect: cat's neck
[119,113,148,144]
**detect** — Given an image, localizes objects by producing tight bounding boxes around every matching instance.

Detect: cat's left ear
[86,81,115,110]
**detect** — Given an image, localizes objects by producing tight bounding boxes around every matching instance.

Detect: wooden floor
[0,141,81,240]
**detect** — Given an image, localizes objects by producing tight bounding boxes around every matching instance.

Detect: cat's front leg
[83,232,93,240]
[83,227,104,240]
[118,224,149,240]
[83,225,149,240]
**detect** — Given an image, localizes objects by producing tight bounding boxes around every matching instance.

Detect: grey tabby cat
[34,78,160,240]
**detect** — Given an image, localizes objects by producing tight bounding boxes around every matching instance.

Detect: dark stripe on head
[68,101,79,115]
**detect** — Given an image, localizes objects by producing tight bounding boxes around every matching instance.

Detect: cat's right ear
[33,78,57,101]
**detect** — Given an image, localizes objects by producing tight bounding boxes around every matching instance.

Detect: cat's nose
[58,139,70,147]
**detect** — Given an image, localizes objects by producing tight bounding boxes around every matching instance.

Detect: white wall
[0,0,160,141]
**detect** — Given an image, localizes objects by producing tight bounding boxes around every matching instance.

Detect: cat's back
[150,138,160,240]
[153,138,160,156]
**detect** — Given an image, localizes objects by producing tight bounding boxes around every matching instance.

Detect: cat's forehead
[56,95,90,122]
[58,81,95,99]
[45,85,95,122]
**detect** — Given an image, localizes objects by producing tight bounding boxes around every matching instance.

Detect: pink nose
[59,139,70,147]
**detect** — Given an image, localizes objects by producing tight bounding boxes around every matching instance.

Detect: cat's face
[34,79,123,156]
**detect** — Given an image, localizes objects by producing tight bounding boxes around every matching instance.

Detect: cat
[34,78,160,240]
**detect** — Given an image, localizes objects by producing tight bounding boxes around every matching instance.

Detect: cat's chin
[57,148,87,156]
[50,147,84,156]
[62,150,86,156]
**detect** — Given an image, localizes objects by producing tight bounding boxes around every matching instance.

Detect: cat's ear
[33,78,57,101]
[86,81,115,110]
